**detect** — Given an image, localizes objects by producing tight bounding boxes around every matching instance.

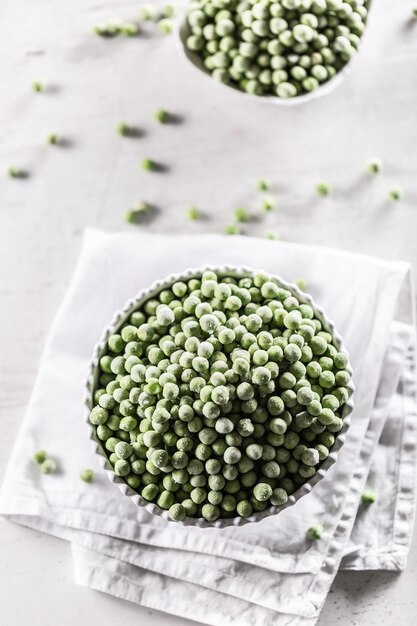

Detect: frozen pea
[237,418,254,437]
[253,482,273,502]
[388,187,402,201]
[295,411,315,429]
[335,370,350,386]
[220,494,237,512]
[33,450,48,464]
[132,459,146,474]
[190,487,206,504]
[367,158,383,175]
[211,385,230,405]
[115,441,133,459]
[114,459,130,476]
[208,490,223,505]
[319,370,335,388]
[299,463,316,478]
[269,417,287,434]
[252,366,271,385]
[311,335,328,355]
[80,468,94,483]
[151,449,169,469]
[182,498,197,516]
[172,468,189,484]
[190,474,206,488]
[168,502,186,522]
[89,406,108,425]
[306,523,323,540]
[267,396,285,415]
[307,361,322,378]
[209,474,225,491]
[206,459,221,475]
[97,424,112,440]
[215,417,234,434]
[361,488,377,505]
[157,490,175,510]
[284,431,300,449]
[318,407,338,426]
[142,484,159,501]
[223,446,242,464]
[270,487,288,506]
[202,503,220,521]
[224,477,240,494]
[301,447,320,466]
[119,416,138,432]
[262,461,281,478]
[315,444,329,461]
[126,474,141,489]
[237,500,253,517]
[316,181,331,196]
[40,459,57,474]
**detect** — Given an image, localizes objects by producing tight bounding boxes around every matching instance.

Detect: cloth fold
[1,230,416,625]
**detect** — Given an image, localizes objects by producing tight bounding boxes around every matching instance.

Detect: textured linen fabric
[1,230,416,625]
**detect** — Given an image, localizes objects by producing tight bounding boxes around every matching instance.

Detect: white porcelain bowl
[176,12,367,107]
[85,266,354,528]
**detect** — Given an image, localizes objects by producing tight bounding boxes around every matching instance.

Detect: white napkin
[1,230,416,626]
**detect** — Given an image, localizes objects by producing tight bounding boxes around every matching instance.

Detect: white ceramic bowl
[85,266,354,528]
[176,12,367,107]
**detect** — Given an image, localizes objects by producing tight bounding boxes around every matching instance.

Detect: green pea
[80,468,94,483]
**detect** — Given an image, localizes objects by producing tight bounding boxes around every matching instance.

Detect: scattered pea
[234,207,249,222]
[138,5,155,21]
[186,207,200,221]
[367,158,382,175]
[158,18,173,34]
[125,202,150,224]
[388,187,402,201]
[32,81,44,93]
[7,166,26,179]
[141,158,157,171]
[224,224,241,235]
[94,24,119,37]
[163,4,176,18]
[47,133,59,145]
[80,468,94,483]
[306,523,324,540]
[261,196,275,212]
[155,109,169,123]
[265,231,278,240]
[117,122,133,137]
[33,450,48,464]
[119,23,139,37]
[40,459,57,474]
[316,181,331,196]
[361,488,376,505]
[257,178,270,191]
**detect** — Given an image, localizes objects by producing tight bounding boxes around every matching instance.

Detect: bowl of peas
[177,0,370,104]
[85,266,354,527]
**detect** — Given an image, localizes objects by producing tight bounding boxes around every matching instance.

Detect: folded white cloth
[1,230,416,625]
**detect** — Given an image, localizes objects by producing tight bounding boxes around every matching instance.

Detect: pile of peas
[185,0,368,98]
[89,270,351,523]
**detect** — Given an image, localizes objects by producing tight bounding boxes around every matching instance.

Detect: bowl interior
[86,266,354,528]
